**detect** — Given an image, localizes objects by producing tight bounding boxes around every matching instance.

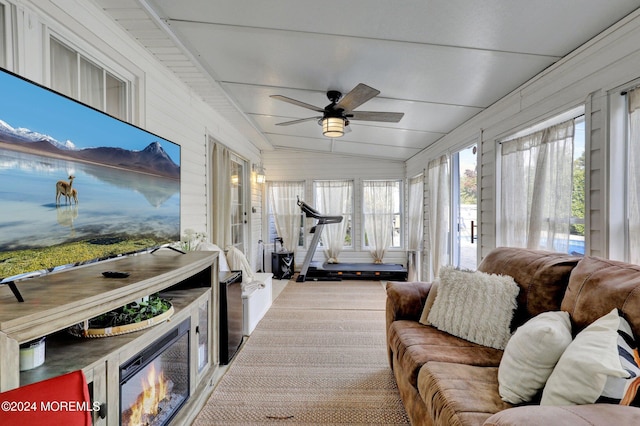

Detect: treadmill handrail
[297,199,343,224]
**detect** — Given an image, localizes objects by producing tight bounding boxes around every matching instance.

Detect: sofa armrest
[483,404,640,425]
[385,281,432,325]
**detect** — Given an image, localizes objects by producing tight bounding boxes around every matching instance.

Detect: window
[0,3,5,68]
[0,0,14,70]
[267,181,305,249]
[313,180,353,248]
[609,85,640,262]
[50,38,127,120]
[362,180,402,249]
[498,111,585,254]
[452,145,478,270]
[623,87,640,263]
[230,157,247,252]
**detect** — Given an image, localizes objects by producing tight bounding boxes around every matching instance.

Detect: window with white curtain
[626,88,640,263]
[313,180,353,260]
[267,181,305,251]
[50,38,127,120]
[362,180,402,252]
[499,114,584,254]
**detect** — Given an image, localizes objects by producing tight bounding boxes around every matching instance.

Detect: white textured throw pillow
[426,266,519,350]
[498,311,573,404]
[541,308,629,406]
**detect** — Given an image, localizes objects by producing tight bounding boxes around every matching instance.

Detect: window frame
[48,36,129,121]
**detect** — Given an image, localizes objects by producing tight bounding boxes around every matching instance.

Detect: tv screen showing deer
[0,68,180,282]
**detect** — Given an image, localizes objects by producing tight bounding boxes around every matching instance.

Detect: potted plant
[69,294,173,338]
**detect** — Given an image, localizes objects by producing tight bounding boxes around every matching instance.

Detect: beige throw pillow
[419,278,439,325]
[426,266,519,350]
[498,311,573,404]
[541,308,629,406]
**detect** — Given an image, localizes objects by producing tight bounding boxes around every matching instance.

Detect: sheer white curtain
[50,39,78,99]
[363,181,395,263]
[315,180,352,263]
[426,156,449,280]
[105,73,126,120]
[211,142,232,248]
[269,181,303,253]
[80,58,103,110]
[500,119,574,252]
[628,89,640,263]
[408,175,424,281]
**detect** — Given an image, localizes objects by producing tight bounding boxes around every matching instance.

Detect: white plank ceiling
[96,0,640,161]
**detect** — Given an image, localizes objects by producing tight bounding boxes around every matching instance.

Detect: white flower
[179,229,207,251]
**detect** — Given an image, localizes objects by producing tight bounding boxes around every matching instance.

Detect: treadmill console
[296,199,343,224]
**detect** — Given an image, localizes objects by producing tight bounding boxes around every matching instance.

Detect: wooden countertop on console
[0,250,217,344]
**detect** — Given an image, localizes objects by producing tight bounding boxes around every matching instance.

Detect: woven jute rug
[193,280,410,425]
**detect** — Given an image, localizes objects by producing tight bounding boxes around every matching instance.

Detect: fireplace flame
[127,363,169,425]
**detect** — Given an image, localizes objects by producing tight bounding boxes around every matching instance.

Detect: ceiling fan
[270,83,404,138]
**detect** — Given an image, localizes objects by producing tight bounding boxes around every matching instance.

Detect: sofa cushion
[478,247,580,329]
[541,308,628,406]
[419,278,439,325]
[388,320,503,390]
[426,266,519,350]
[417,362,512,426]
[484,404,640,426]
[498,311,572,404]
[561,255,640,338]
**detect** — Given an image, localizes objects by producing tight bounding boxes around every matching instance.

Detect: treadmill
[296,199,408,282]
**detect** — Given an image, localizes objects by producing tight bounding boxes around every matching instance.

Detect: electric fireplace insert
[120,318,190,426]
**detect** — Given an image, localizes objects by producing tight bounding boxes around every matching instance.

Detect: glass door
[452,145,478,270]
[230,157,247,252]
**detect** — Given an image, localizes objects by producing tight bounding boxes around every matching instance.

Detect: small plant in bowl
[69,294,173,338]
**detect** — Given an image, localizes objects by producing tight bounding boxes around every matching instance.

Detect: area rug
[193,280,410,425]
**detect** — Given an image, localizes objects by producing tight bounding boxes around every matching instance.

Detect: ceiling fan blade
[349,111,404,123]
[335,83,380,111]
[270,95,324,112]
[275,116,322,126]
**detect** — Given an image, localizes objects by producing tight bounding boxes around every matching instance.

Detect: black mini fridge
[219,270,243,364]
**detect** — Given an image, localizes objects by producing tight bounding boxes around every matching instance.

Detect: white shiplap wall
[407,8,640,261]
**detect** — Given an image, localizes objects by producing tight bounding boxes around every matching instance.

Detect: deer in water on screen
[55,175,75,205]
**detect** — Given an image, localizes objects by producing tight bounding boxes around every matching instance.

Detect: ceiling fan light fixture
[322,117,344,138]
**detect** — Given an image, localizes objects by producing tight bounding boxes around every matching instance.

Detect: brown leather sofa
[386,247,640,425]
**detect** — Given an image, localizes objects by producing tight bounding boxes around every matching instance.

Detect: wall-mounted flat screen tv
[0,68,180,283]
